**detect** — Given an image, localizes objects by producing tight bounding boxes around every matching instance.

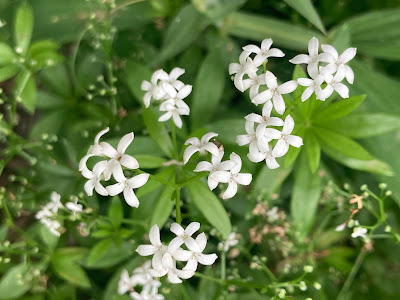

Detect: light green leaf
[291,152,321,234]
[108,197,123,229]
[0,225,8,242]
[312,95,366,123]
[0,263,31,299]
[82,241,134,269]
[314,127,372,160]
[39,223,59,250]
[320,143,393,176]
[29,40,59,57]
[150,185,175,229]
[207,118,244,145]
[283,0,326,33]
[14,2,34,55]
[0,65,19,82]
[52,248,90,289]
[156,4,209,64]
[135,155,166,169]
[124,61,152,106]
[191,49,225,129]
[321,113,400,139]
[136,167,175,198]
[284,127,305,167]
[251,165,292,199]
[87,239,113,265]
[304,131,320,173]
[0,43,17,65]
[186,181,232,238]
[225,12,323,51]
[19,74,36,114]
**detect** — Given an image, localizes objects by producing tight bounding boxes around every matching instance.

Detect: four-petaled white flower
[79,127,110,172]
[242,73,266,100]
[183,233,218,271]
[273,115,303,157]
[252,71,298,115]
[229,51,258,92]
[141,69,169,108]
[82,160,108,197]
[168,222,201,252]
[297,74,325,102]
[40,219,61,236]
[289,37,332,78]
[118,269,135,295]
[321,45,357,84]
[65,196,83,217]
[218,232,239,252]
[249,142,283,169]
[47,191,63,213]
[183,132,219,164]
[351,227,368,239]
[319,65,349,100]
[243,38,285,67]
[166,67,185,90]
[158,98,190,128]
[107,173,150,207]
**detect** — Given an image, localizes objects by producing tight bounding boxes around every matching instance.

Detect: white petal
[149,225,161,246]
[253,54,267,67]
[170,223,185,236]
[229,152,242,174]
[277,80,298,95]
[272,93,285,115]
[197,253,218,266]
[177,85,192,99]
[100,142,119,158]
[172,249,192,261]
[234,72,245,92]
[211,171,231,183]
[267,48,285,58]
[167,272,182,284]
[338,47,357,64]
[184,137,200,146]
[208,176,219,190]
[238,50,251,64]
[194,161,213,172]
[106,182,125,196]
[94,127,110,144]
[202,143,220,157]
[169,67,185,81]
[289,54,311,64]
[242,44,260,53]
[321,44,338,60]
[136,245,158,256]
[228,63,241,75]
[334,65,346,82]
[245,113,264,123]
[236,134,253,146]
[264,71,278,89]
[117,132,134,154]
[185,222,200,236]
[344,65,354,84]
[123,187,139,207]
[168,236,184,251]
[127,173,150,189]
[255,123,267,139]
[95,182,108,196]
[223,181,238,199]
[301,86,314,102]
[185,236,201,252]
[307,61,319,79]
[201,132,218,144]
[120,154,139,169]
[308,37,319,57]
[268,117,284,126]
[161,82,177,98]
[264,128,281,140]
[252,89,273,105]
[141,80,152,91]
[79,154,94,172]
[266,156,280,169]
[92,160,108,176]
[183,145,200,164]
[286,135,303,148]
[172,113,183,128]
[261,38,273,51]
[273,140,289,157]
[195,233,207,252]
[282,115,295,135]
[112,163,126,182]
[144,92,152,108]
[334,83,349,98]
[219,160,236,171]
[297,78,314,87]
[235,173,252,186]
[162,252,174,269]
[262,100,273,118]
[84,180,95,196]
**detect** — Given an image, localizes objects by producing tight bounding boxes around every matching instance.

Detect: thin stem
[170,120,179,160]
[175,187,181,224]
[111,0,148,14]
[178,172,207,187]
[136,169,177,188]
[221,251,226,280]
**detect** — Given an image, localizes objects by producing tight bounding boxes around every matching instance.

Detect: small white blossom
[79,127,109,172]
[166,67,185,90]
[321,45,357,84]
[183,132,219,164]
[106,173,149,207]
[118,269,135,295]
[141,69,169,108]
[248,142,283,169]
[273,115,303,157]
[229,51,258,92]
[351,227,367,239]
[82,160,108,197]
[319,65,349,100]
[182,233,218,271]
[266,207,280,222]
[65,197,83,216]
[297,74,325,102]
[252,71,298,115]
[218,232,239,252]
[40,219,61,236]
[242,38,285,67]
[47,192,63,213]
[158,99,190,128]
[335,223,347,232]
[236,120,261,159]
[168,222,201,252]
[242,73,266,100]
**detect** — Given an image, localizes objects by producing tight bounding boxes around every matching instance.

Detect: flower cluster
[183,132,252,199]
[141,68,191,128]
[35,192,84,236]
[118,261,164,300]
[136,223,217,284]
[230,38,303,169]
[79,128,149,207]
[290,37,356,101]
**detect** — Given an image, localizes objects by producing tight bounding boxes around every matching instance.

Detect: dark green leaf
[87,239,113,265]
[19,74,36,114]
[0,43,17,65]
[0,263,31,299]
[124,61,152,106]
[0,65,19,82]
[108,197,123,228]
[251,165,292,199]
[136,155,166,169]
[283,0,326,33]
[14,2,34,55]
[290,152,321,234]
[313,95,365,123]
[304,131,320,173]
[186,181,232,238]
[150,185,175,228]
[207,118,244,145]
[82,241,134,269]
[191,49,225,129]
[29,40,59,57]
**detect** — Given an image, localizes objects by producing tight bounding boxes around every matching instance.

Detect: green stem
[136,169,177,188]
[178,172,207,187]
[111,0,148,14]
[170,120,179,160]
[338,248,367,298]
[175,187,181,224]
[221,251,226,280]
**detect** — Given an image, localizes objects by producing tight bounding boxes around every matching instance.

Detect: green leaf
[0,225,8,242]
[142,106,175,158]
[193,0,246,21]
[87,239,113,265]
[0,43,17,65]
[320,143,393,176]
[186,181,232,238]
[14,2,34,55]
[304,131,320,173]
[313,95,366,123]
[251,165,292,199]
[135,155,166,169]
[225,12,323,51]
[0,263,31,299]
[321,113,400,139]
[124,61,152,105]
[191,49,225,129]
[19,74,36,114]
[283,0,326,33]
[284,127,305,167]
[108,197,123,229]
[52,248,90,289]
[82,241,134,269]
[156,4,209,64]
[39,223,59,250]
[29,40,59,58]
[314,127,372,160]
[150,185,175,229]
[0,65,19,82]
[290,152,321,234]
[207,118,244,145]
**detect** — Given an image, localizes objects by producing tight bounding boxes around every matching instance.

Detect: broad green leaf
[39,223,59,250]
[29,40,59,58]
[40,64,71,97]
[191,49,225,128]
[142,106,175,158]
[193,0,246,21]
[136,167,175,198]
[186,181,232,238]
[207,118,244,145]
[321,113,400,139]
[284,127,305,167]
[14,2,34,55]
[82,241,134,269]
[51,248,90,289]
[124,61,152,106]
[0,225,8,242]
[108,197,123,228]
[87,239,113,265]
[156,4,209,64]
[19,74,36,114]
[0,65,19,82]
[304,131,320,173]
[36,91,66,109]
[314,127,372,160]
[135,155,166,169]
[225,12,323,51]
[0,263,31,299]
[321,143,393,176]
[290,152,321,234]
[283,0,326,33]
[251,165,292,199]
[0,43,17,65]
[312,95,366,123]
[150,185,175,228]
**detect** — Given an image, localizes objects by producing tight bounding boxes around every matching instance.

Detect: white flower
[266,207,279,222]
[245,100,284,139]
[236,120,260,159]
[130,286,164,300]
[102,133,140,181]
[335,223,347,232]
[166,67,185,90]
[141,69,169,108]
[252,71,298,115]
[242,38,285,66]
[351,227,367,239]
[211,153,252,199]
[273,115,303,157]
[158,99,190,128]
[297,74,325,102]
[65,197,83,216]
[82,160,108,197]
[118,270,135,295]
[229,51,258,92]
[41,218,61,236]
[218,232,239,252]
[106,173,149,207]
[321,45,357,84]
[168,222,201,252]
[79,127,109,172]
[194,149,236,191]
[242,73,266,100]
[319,65,349,100]
[148,253,194,284]
[47,192,63,213]
[249,142,283,169]
[183,132,219,164]
[289,37,332,78]
[35,206,53,220]
[182,233,218,271]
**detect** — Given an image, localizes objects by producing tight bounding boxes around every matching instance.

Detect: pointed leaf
[19,73,36,114]
[150,185,175,229]
[14,2,34,55]
[304,130,320,173]
[87,239,113,265]
[0,263,31,299]
[0,43,17,65]
[283,0,326,33]
[108,197,123,229]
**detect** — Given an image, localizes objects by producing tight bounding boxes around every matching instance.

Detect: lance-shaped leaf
[283,0,326,33]
[14,2,34,55]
